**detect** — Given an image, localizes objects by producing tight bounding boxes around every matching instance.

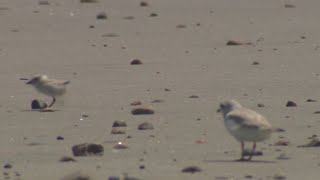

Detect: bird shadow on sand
[22,109,59,112]
[203,159,276,164]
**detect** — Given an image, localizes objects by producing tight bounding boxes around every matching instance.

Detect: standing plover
[218,100,272,161]
[26,75,70,107]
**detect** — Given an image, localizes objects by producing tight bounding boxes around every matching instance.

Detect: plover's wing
[46,79,70,86]
[226,109,271,130]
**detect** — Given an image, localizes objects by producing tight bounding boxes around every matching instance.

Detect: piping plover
[217,100,272,161]
[26,75,70,107]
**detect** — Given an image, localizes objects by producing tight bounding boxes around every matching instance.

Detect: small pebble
[189,95,199,98]
[138,122,154,130]
[252,61,260,65]
[257,103,265,107]
[112,120,127,127]
[286,101,297,107]
[140,1,149,7]
[130,59,142,65]
[96,12,107,20]
[306,99,317,102]
[31,99,48,109]
[139,165,145,169]
[72,143,104,156]
[132,107,154,115]
[273,173,286,180]
[226,40,252,46]
[108,176,120,180]
[3,163,12,169]
[181,165,202,173]
[149,13,158,17]
[151,99,164,103]
[176,24,187,28]
[313,111,320,114]
[56,136,64,140]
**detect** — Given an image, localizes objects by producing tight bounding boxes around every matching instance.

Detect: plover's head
[26,75,48,85]
[218,99,242,115]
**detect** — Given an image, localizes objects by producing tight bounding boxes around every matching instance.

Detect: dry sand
[1,0,320,179]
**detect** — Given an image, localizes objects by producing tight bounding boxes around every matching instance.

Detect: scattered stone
[181,165,202,173]
[131,107,154,115]
[139,165,145,169]
[226,40,252,46]
[298,138,320,147]
[38,0,50,5]
[189,95,199,98]
[31,99,48,109]
[138,122,154,130]
[140,1,149,7]
[82,114,89,118]
[164,88,171,91]
[151,99,164,103]
[96,12,107,20]
[72,143,104,156]
[111,128,126,134]
[284,4,295,8]
[57,136,64,140]
[313,111,320,114]
[112,120,127,127]
[244,174,253,179]
[306,99,317,102]
[176,24,187,28]
[89,25,95,28]
[257,103,265,107]
[130,59,142,65]
[242,149,263,156]
[113,142,128,149]
[300,36,306,39]
[274,140,289,146]
[80,0,97,3]
[276,153,290,160]
[130,101,142,106]
[286,101,297,107]
[59,156,76,162]
[149,13,158,17]
[61,171,90,180]
[252,61,260,65]
[3,163,12,169]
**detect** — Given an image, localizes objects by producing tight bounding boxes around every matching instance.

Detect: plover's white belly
[225,118,271,142]
[35,84,66,97]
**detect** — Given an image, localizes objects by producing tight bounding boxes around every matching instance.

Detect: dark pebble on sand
[140,1,149,7]
[138,122,154,130]
[131,107,154,115]
[57,136,64,140]
[286,101,297,107]
[226,40,252,46]
[298,138,320,147]
[31,99,48,109]
[181,165,202,173]
[112,120,127,127]
[96,12,107,19]
[72,143,104,156]
[130,59,142,65]
[59,156,76,162]
[3,163,12,169]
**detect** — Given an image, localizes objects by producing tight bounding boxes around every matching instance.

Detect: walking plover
[26,75,70,107]
[217,100,272,161]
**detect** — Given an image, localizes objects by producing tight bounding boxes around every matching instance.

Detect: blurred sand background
[1,0,320,179]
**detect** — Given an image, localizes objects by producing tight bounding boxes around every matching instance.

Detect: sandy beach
[1,0,320,179]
